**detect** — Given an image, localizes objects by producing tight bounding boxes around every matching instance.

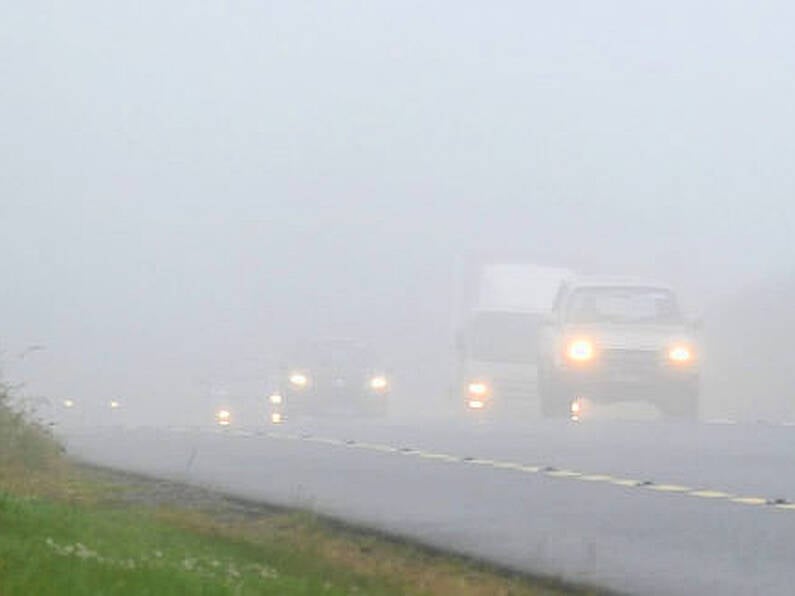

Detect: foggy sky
[3,1,795,414]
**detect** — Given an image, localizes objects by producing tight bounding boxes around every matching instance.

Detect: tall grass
[0,382,62,472]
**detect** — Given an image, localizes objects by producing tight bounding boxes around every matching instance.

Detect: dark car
[273,338,390,419]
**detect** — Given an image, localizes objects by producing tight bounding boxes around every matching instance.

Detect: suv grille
[600,349,660,371]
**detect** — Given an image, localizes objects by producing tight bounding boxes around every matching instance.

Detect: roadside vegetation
[0,383,598,595]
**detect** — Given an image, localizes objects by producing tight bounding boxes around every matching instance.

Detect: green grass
[0,386,61,471]
[0,491,393,595]
[0,483,590,596]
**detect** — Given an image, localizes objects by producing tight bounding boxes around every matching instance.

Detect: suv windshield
[467,312,541,363]
[566,287,682,325]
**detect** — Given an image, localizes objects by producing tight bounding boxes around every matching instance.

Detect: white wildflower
[259,566,279,580]
[74,543,99,560]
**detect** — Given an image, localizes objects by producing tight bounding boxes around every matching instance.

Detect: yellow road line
[688,490,734,499]
[545,469,582,478]
[580,474,613,482]
[731,497,768,506]
[648,484,692,493]
[491,462,534,471]
[257,432,795,511]
[353,442,398,453]
[417,453,459,462]
[611,478,641,487]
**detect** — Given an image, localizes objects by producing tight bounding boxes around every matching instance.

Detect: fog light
[570,399,582,422]
[269,393,283,405]
[468,399,485,410]
[289,373,309,388]
[216,409,231,426]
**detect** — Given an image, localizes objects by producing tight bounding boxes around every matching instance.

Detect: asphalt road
[63,417,795,595]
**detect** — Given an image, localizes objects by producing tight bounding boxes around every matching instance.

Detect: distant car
[538,278,700,418]
[274,338,390,418]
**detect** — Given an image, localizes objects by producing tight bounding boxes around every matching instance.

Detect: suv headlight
[566,338,595,362]
[668,344,694,364]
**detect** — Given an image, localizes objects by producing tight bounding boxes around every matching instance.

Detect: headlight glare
[668,345,693,363]
[289,373,309,388]
[370,376,388,391]
[467,382,489,396]
[566,339,595,362]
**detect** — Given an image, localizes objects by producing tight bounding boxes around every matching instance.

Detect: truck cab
[538,278,700,418]
[455,264,573,415]
[457,309,546,413]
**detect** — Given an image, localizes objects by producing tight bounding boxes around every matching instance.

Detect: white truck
[453,263,573,414]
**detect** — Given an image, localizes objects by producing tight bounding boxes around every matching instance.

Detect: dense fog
[3,1,795,424]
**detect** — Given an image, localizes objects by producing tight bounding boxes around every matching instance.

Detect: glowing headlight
[270,412,283,424]
[289,373,309,388]
[216,409,231,425]
[566,339,595,362]
[467,382,489,396]
[467,399,485,409]
[63,399,75,409]
[269,393,283,405]
[109,400,120,409]
[369,376,388,391]
[668,345,693,363]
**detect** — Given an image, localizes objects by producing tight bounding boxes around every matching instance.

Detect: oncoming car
[275,338,390,418]
[538,278,701,419]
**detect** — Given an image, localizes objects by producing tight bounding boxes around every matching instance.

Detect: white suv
[538,278,700,418]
